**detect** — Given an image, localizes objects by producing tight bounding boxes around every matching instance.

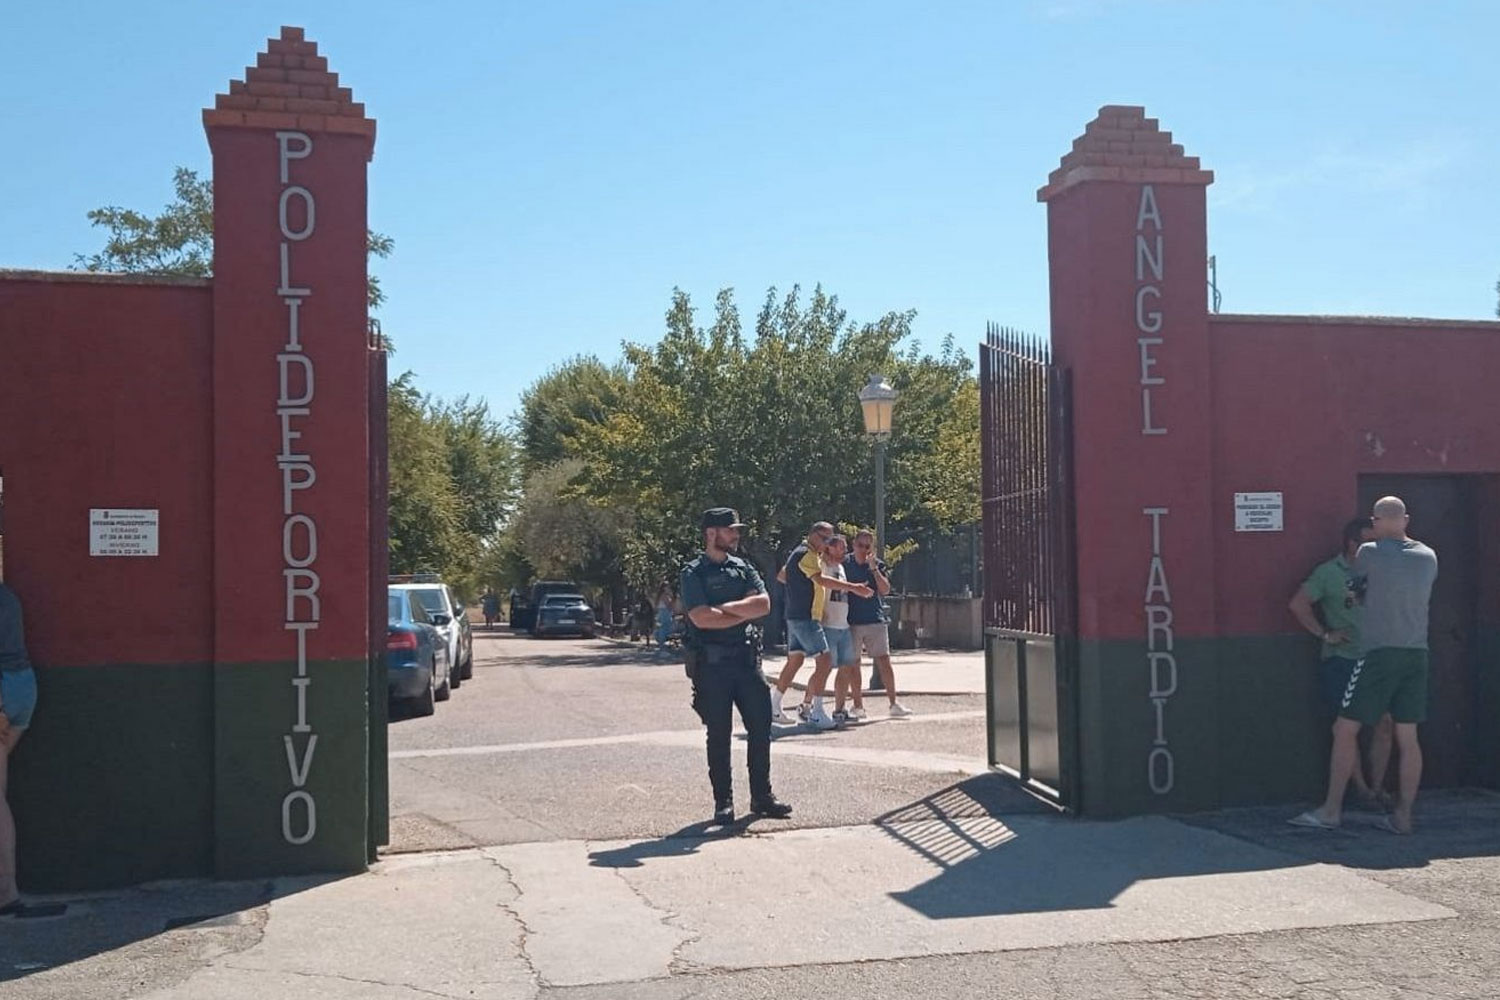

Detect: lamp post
[858,375,898,690]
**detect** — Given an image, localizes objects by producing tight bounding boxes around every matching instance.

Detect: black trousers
[691,649,773,805]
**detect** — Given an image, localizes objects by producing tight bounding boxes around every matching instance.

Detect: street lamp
[858,374,898,690]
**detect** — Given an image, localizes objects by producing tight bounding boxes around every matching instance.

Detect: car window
[387,594,404,621]
[545,595,584,606]
[408,593,432,624]
[411,588,447,615]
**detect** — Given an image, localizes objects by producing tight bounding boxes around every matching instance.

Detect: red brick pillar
[1038,106,1220,814]
[204,26,377,875]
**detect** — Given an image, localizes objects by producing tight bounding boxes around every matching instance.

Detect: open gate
[980,326,1079,808]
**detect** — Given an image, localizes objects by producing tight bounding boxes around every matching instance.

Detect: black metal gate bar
[980,325,1078,807]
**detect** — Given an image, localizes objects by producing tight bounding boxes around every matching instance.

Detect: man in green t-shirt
[1288,516,1393,806]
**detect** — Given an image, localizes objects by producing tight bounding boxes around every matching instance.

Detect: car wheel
[460,654,473,680]
[582,629,595,640]
[413,673,437,716]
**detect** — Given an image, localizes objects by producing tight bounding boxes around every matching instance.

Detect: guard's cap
[701,507,748,530]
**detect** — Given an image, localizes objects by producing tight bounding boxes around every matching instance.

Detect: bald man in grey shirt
[1292,496,1437,835]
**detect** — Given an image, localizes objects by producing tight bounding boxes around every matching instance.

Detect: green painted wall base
[214,659,370,879]
[11,664,215,892]
[1077,636,1333,818]
[9,658,372,892]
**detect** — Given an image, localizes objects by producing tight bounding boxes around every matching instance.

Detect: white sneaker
[796,702,811,721]
[889,702,913,718]
[770,688,791,723]
[851,706,868,721]
[806,704,837,730]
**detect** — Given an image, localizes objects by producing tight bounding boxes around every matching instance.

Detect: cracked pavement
[4,629,1499,999]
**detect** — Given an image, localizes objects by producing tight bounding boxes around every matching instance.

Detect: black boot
[751,795,793,819]
[711,800,735,826]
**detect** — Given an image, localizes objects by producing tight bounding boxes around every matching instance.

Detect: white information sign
[1233,492,1284,533]
[89,508,160,556]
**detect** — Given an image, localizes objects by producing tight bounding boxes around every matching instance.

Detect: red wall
[1209,315,1500,637]
[0,274,214,667]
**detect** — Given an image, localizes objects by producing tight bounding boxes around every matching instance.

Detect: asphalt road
[387,626,1034,850]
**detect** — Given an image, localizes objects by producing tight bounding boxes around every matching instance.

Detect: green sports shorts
[1338,647,1429,725]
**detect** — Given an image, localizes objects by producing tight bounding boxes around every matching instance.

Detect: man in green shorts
[1291,496,1437,834]
[1287,515,1392,805]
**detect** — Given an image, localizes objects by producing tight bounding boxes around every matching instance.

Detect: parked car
[532,593,597,638]
[512,579,580,632]
[390,578,473,686]
[387,588,451,716]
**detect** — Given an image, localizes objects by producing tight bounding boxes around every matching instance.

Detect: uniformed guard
[681,507,794,826]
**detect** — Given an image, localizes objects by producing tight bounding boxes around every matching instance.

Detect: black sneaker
[711,801,735,826]
[751,796,793,819]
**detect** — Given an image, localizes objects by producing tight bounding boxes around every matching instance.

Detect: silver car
[389,580,473,689]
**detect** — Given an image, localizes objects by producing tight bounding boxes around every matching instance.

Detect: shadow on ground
[1178,787,1500,871]
[879,783,1500,921]
[586,819,758,869]
[0,872,350,985]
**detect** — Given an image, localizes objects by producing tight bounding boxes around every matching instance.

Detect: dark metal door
[1358,475,1478,788]
[979,327,1078,807]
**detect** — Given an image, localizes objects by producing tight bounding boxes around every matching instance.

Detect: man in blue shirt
[845,529,911,717]
[681,508,793,826]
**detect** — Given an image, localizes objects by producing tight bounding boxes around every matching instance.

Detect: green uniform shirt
[1301,555,1364,660]
[680,553,767,646]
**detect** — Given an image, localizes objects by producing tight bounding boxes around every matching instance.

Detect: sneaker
[850,706,868,721]
[806,704,837,730]
[751,796,793,819]
[711,801,735,826]
[770,687,788,723]
[889,702,913,718]
[796,701,811,721]
[832,708,850,726]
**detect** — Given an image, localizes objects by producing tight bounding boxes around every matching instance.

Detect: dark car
[532,593,596,638]
[512,579,580,632]
[387,588,452,716]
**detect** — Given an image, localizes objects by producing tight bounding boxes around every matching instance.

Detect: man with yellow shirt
[769,521,871,729]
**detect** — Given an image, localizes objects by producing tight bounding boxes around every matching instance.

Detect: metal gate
[979,326,1078,807]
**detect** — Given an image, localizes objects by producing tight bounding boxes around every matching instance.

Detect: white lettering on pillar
[276,130,320,846]
[1136,185,1166,436]
[1144,507,1175,795]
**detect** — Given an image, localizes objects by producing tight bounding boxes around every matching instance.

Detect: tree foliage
[76,167,215,277]
[517,356,628,474]
[387,376,519,601]
[76,167,392,310]
[509,460,630,597]
[526,284,980,591]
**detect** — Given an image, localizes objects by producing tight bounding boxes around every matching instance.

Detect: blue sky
[5,1,1496,419]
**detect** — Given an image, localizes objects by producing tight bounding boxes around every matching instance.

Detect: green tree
[517,355,629,473]
[76,166,393,310]
[76,167,214,277]
[574,284,979,585]
[386,374,465,578]
[510,459,630,601]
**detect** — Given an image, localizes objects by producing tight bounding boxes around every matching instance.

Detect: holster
[683,644,703,680]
